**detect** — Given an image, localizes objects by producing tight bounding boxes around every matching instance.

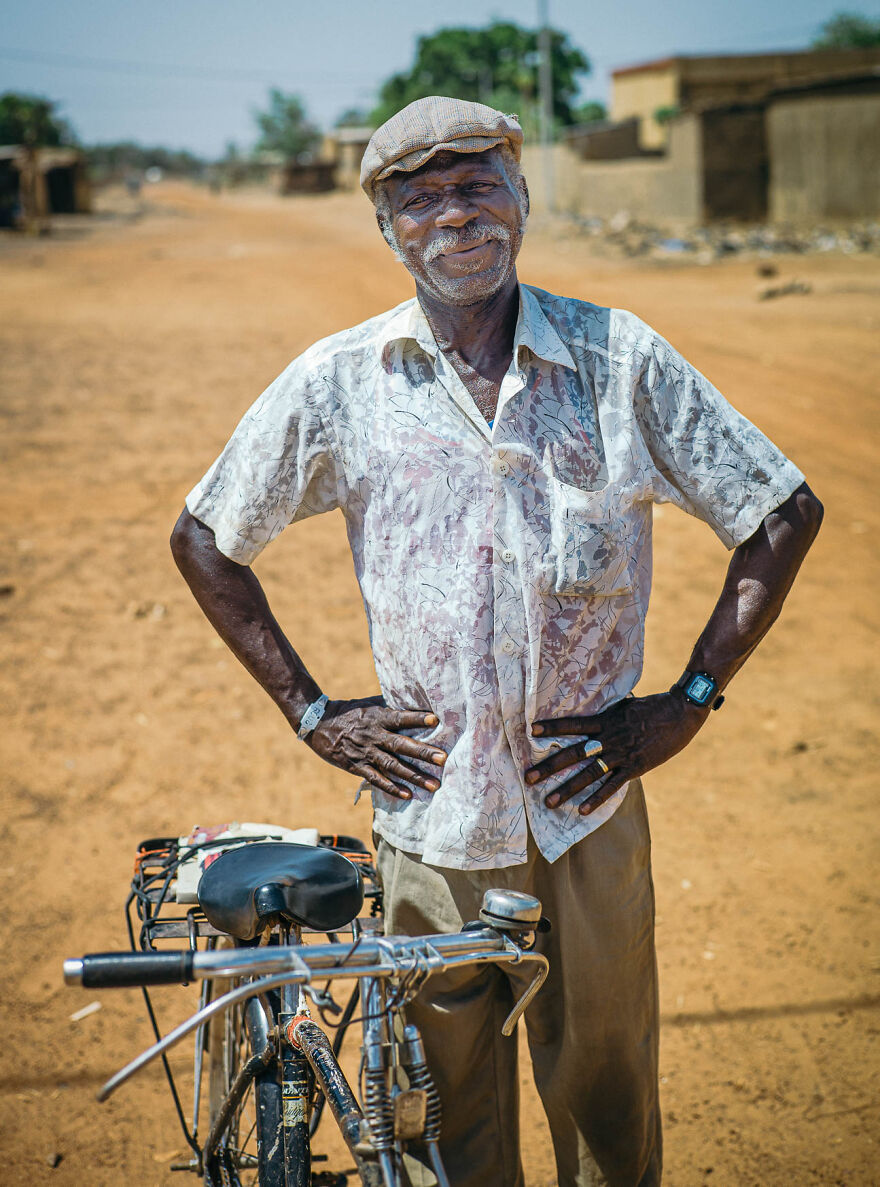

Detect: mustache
[422,223,512,263]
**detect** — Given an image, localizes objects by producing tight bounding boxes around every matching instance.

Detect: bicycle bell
[479,889,547,934]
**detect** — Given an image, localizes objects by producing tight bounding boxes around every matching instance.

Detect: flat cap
[360,95,523,200]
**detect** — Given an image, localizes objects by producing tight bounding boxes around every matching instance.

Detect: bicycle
[63,822,549,1186]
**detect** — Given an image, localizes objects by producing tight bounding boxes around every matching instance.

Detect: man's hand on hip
[526,692,707,816]
[308,696,447,801]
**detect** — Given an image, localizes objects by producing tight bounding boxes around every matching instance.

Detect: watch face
[687,674,714,704]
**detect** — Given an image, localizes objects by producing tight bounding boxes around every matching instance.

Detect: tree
[0,92,76,147]
[335,107,372,129]
[253,88,320,161]
[813,11,880,47]
[572,100,607,125]
[654,105,681,125]
[84,142,205,183]
[371,21,590,135]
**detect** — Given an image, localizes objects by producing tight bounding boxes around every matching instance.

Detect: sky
[3,0,878,156]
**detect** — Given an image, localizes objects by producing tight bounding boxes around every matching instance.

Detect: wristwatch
[675,670,725,710]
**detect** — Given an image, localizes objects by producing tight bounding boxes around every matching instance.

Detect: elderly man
[171,98,822,1186]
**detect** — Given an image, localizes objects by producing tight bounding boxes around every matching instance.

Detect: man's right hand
[306,696,446,800]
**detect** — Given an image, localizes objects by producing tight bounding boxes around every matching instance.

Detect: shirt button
[501,638,517,655]
[500,549,515,563]
[497,460,511,476]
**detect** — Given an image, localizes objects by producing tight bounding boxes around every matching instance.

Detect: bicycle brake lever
[500,951,549,1037]
[303,984,342,1015]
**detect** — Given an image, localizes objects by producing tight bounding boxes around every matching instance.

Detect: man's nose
[434,193,478,229]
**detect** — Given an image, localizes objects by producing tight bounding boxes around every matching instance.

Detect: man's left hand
[526,692,708,816]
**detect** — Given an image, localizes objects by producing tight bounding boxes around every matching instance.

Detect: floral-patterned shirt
[187,284,804,869]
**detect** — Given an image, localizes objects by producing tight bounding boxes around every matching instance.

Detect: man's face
[383,149,526,306]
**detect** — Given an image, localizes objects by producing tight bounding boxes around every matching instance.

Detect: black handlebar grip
[75,951,194,988]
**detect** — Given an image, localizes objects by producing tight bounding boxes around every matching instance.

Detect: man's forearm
[684,481,824,693]
[170,509,446,797]
[170,509,321,728]
[528,481,823,813]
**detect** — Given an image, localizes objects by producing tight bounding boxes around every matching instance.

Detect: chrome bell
[479,889,543,932]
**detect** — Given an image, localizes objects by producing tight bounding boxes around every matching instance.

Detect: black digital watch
[675,670,725,710]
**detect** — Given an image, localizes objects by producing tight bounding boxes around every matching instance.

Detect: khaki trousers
[376,780,661,1187]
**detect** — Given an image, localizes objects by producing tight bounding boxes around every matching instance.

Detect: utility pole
[537,0,555,213]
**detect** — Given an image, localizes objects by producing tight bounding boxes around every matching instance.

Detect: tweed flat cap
[360,95,523,200]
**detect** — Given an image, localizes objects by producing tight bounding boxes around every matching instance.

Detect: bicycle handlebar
[65,926,531,990]
[65,926,549,1101]
[65,950,195,988]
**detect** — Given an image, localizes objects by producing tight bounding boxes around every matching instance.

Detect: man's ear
[375,210,395,249]
[519,178,530,220]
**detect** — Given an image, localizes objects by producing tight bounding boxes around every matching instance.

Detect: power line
[0,44,376,87]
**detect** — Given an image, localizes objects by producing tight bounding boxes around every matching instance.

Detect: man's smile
[440,237,491,257]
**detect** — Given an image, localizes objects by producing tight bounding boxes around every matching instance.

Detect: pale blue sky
[3,1,876,155]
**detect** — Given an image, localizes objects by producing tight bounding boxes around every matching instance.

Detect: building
[279,160,336,195]
[324,126,374,190]
[523,48,880,224]
[0,145,91,228]
[611,47,880,150]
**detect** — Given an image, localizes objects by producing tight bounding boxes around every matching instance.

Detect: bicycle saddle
[197,842,364,940]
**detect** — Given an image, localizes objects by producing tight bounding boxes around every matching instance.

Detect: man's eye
[405,195,433,209]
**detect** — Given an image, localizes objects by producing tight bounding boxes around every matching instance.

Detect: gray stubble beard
[406,221,523,305]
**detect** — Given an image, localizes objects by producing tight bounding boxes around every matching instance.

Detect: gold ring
[595,758,610,776]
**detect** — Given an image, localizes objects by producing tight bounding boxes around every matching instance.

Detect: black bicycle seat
[197,842,364,940]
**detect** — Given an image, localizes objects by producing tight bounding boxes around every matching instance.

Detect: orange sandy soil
[0,183,878,1186]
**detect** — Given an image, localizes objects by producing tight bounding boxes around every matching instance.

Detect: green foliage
[572,100,607,125]
[253,88,320,161]
[85,142,205,182]
[0,92,76,147]
[654,105,681,125]
[335,107,372,129]
[813,11,880,47]
[371,21,590,134]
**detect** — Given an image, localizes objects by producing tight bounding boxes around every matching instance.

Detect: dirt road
[1,183,877,1184]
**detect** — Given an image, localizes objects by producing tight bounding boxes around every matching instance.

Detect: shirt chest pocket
[548,476,641,597]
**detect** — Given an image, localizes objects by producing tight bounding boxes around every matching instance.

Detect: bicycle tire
[205,977,286,1187]
[252,1068,284,1187]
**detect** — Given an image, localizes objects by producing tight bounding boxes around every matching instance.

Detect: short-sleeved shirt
[187,283,804,870]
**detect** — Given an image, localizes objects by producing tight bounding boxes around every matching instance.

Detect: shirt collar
[378,284,577,372]
[379,299,439,362]
[515,284,577,371]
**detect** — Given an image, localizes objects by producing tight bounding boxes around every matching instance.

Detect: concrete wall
[522,116,702,224]
[564,118,645,161]
[768,89,880,221]
[280,161,336,195]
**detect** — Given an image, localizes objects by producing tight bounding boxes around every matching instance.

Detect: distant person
[171,97,822,1186]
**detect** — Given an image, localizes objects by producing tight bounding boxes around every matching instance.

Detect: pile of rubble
[557,211,880,262]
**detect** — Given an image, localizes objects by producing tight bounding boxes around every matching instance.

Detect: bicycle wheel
[204,978,285,1187]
